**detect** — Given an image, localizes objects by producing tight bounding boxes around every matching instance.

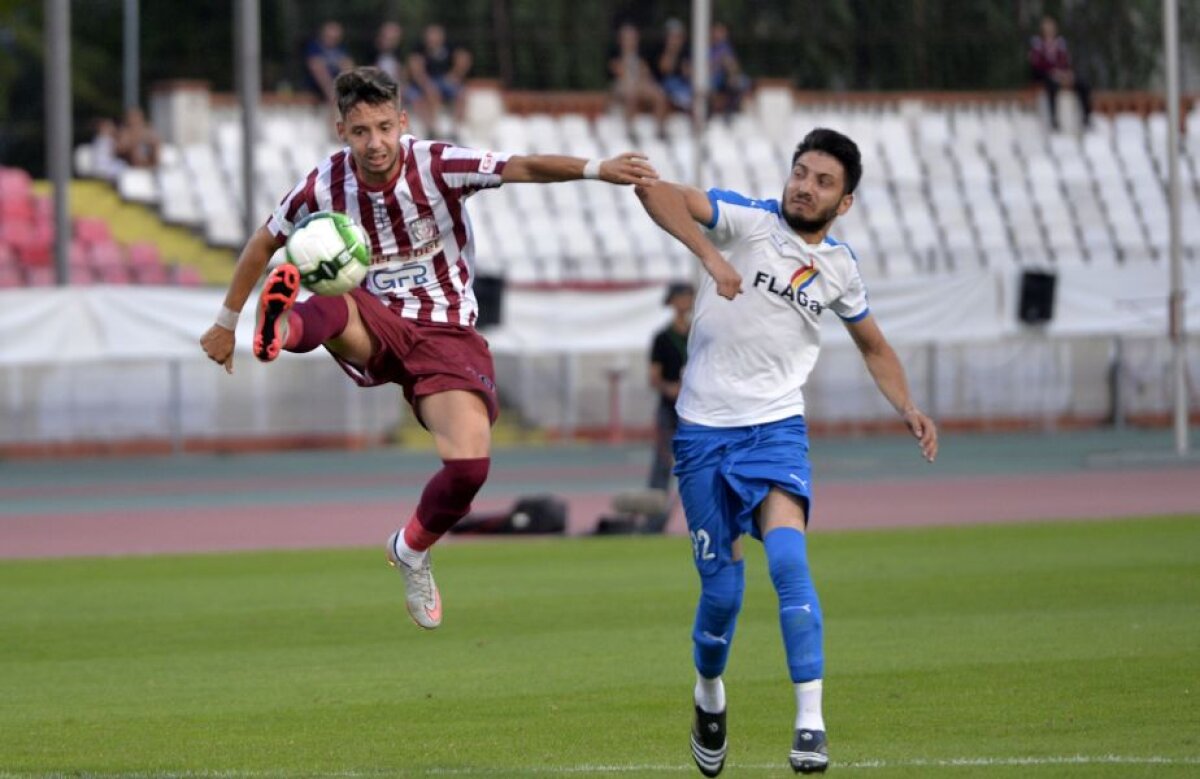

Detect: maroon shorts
[334,288,499,424]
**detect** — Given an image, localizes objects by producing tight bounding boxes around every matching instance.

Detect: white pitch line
[5,756,1200,777]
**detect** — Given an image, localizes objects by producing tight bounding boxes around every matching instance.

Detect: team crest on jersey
[406,216,438,247]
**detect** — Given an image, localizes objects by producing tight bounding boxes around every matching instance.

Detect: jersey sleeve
[703,188,778,250]
[432,143,513,196]
[265,168,319,245]
[829,252,871,322]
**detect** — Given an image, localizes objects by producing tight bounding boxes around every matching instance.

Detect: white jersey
[267,135,511,327]
[676,189,871,427]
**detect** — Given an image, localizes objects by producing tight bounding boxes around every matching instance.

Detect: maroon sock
[403,457,491,551]
[284,295,349,353]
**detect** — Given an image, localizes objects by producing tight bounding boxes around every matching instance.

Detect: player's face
[781,150,852,235]
[339,101,408,184]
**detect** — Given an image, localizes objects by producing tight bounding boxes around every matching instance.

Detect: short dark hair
[334,66,399,118]
[791,128,862,195]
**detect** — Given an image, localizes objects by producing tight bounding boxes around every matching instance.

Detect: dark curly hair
[792,128,863,195]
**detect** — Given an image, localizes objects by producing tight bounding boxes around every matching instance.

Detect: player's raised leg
[758,490,829,774]
[387,389,492,629]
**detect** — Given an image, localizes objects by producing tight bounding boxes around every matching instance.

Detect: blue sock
[692,559,745,679]
[765,527,823,683]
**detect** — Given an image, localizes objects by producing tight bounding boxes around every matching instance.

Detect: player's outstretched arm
[844,315,938,462]
[199,225,280,375]
[634,180,742,300]
[500,152,658,185]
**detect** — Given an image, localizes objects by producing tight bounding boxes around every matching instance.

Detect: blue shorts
[673,415,812,575]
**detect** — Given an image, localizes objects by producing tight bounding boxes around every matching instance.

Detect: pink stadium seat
[88,241,126,268]
[0,167,32,199]
[127,242,163,268]
[70,266,97,286]
[96,265,132,285]
[0,265,22,288]
[16,242,51,268]
[175,265,204,286]
[32,195,52,221]
[132,263,169,285]
[73,217,112,246]
[23,265,55,286]
[0,197,34,222]
[69,241,90,267]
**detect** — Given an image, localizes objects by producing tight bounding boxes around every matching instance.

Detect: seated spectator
[304,20,354,105]
[708,22,751,119]
[653,18,692,113]
[89,118,125,180]
[407,23,472,136]
[1029,14,1093,131]
[373,20,407,86]
[114,107,160,169]
[608,22,668,138]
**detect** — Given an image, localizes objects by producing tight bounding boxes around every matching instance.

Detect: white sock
[795,679,825,731]
[391,530,426,568]
[695,674,726,714]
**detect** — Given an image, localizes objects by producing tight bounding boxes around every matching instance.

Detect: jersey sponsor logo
[478,151,497,174]
[753,270,826,315]
[366,257,432,293]
[789,265,820,293]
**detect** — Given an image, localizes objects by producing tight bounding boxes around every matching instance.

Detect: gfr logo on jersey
[479,152,497,174]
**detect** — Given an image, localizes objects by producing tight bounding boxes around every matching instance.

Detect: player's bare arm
[199,225,281,374]
[634,181,743,300]
[844,315,938,462]
[500,152,658,185]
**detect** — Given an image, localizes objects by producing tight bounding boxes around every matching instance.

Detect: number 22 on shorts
[690,529,717,561]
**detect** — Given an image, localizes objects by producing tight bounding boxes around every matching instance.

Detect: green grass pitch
[1,517,1198,777]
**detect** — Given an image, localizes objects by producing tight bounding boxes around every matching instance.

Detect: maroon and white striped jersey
[266,135,511,327]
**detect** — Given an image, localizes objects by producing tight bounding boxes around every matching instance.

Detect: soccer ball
[285,211,371,296]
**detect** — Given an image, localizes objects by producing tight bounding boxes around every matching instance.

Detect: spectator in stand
[373,21,407,86]
[407,23,473,136]
[1028,14,1092,131]
[708,22,751,119]
[114,107,160,169]
[608,22,669,139]
[653,18,693,113]
[305,20,354,105]
[89,118,125,180]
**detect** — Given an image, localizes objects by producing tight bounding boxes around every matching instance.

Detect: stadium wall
[0,272,1196,453]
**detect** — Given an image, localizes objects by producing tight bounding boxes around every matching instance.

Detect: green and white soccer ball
[285,211,371,296]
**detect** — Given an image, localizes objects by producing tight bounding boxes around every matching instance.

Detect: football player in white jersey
[634,128,937,775]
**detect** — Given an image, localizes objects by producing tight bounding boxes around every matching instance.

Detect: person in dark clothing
[648,281,695,498]
[1029,14,1092,131]
[407,23,472,135]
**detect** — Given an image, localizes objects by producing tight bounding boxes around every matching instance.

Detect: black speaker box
[450,495,566,535]
[1018,270,1057,324]
[474,274,505,329]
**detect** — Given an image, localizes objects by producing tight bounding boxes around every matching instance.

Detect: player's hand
[600,152,659,186]
[200,324,236,375]
[704,255,743,300]
[903,406,938,462]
